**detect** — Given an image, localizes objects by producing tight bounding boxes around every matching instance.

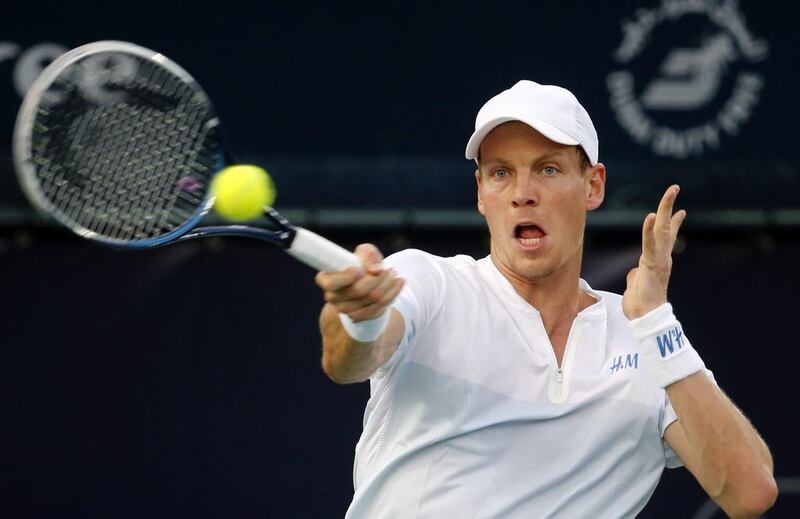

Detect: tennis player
[316,80,777,518]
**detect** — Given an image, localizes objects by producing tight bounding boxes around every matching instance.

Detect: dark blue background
[0,0,798,216]
[5,229,797,517]
[2,1,798,517]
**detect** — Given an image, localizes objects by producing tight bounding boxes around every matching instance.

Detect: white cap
[464,80,598,165]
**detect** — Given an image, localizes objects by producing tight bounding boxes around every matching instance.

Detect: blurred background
[3,0,798,517]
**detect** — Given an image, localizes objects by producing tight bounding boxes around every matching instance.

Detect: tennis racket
[13,40,361,272]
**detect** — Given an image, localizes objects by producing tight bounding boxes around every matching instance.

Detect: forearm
[623,188,776,517]
[667,373,777,517]
[319,303,391,384]
[629,302,777,516]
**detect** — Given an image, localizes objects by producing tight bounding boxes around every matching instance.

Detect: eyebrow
[479,157,513,168]
[481,150,571,168]
[535,151,571,163]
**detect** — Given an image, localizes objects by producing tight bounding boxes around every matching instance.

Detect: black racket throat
[179,207,297,248]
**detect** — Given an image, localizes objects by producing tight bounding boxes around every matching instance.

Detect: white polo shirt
[346,250,684,519]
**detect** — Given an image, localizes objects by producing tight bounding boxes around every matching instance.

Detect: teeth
[519,237,542,246]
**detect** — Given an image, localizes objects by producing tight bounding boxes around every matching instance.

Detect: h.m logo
[610,353,638,374]
[656,326,685,359]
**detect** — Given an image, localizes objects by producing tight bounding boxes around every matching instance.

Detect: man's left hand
[623,185,687,320]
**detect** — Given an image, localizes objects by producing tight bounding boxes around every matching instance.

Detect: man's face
[476,121,605,283]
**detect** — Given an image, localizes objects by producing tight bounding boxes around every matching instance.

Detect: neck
[490,246,594,330]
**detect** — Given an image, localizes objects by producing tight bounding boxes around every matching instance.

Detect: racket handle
[287,228,362,272]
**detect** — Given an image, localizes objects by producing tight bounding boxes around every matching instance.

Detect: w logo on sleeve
[656,326,686,359]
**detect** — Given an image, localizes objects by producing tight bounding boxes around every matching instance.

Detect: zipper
[548,319,580,404]
[555,367,564,397]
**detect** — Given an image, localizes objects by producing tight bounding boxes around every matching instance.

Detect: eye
[492,169,509,180]
[542,166,560,176]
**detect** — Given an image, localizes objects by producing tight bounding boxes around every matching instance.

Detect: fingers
[346,278,405,321]
[314,242,403,320]
[355,243,384,274]
[331,268,397,311]
[628,187,685,318]
[315,266,362,292]
[655,185,679,234]
[314,242,385,291]
[669,209,687,252]
[641,185,686,269]
[626,267,638,286]
[640,212,657,268]
[654,185,679,259]
[329,269,404,319]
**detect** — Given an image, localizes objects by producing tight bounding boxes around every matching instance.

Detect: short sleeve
[661,368,717,469]
[374,249,446,375]
[660,395,682,469]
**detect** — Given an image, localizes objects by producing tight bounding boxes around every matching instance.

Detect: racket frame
[13,40,219,248]
[13,40,362,272]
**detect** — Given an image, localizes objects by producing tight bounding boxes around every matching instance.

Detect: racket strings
[30,53,218,242]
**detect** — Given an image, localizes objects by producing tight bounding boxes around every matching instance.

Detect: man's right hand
[316,244,406,383]
[315,243,404,322]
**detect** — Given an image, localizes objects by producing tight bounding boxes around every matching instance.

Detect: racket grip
[287,227,362,272]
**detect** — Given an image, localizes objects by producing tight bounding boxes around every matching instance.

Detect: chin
[511,257,559,282]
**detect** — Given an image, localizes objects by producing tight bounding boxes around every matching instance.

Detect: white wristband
[629,303,706,389]
[338,310,391,343]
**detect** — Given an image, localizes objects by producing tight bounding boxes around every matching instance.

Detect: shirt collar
[478,255,606,320]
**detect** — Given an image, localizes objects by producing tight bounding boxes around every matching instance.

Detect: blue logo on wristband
[656,326,685,358]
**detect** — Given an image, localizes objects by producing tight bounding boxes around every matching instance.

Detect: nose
[511,173,539,208]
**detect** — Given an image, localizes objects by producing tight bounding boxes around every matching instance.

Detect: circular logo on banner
[607,0,769,159]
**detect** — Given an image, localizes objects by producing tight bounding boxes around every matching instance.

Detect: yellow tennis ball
[210,165,276,222]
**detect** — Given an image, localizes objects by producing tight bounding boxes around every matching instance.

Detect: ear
[585,163,606,212]
[475,169,485,215]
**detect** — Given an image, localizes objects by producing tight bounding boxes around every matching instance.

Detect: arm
[623,185,777,518]
[315,243,405,384]
[664,376,776,518]
[319,304,404,383]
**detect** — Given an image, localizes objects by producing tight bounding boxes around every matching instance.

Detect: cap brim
[464,116,580,160]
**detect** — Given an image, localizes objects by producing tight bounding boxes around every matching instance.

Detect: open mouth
[514,223,546,247]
